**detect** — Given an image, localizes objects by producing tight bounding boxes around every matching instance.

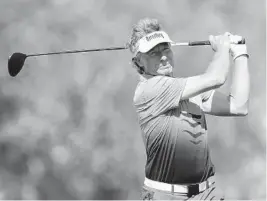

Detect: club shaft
[26,38,245,57]
[27,46,127,57]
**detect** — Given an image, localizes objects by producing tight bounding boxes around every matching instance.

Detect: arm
[201,36,250,116]
[181,34,230,100]
[230,56,250,114]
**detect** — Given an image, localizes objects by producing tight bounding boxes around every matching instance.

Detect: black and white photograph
[0,0,266,200]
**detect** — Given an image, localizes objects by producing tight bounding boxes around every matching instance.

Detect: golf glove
[226,32,249,60]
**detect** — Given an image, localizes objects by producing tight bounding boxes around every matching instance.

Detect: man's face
[139,42,174,77]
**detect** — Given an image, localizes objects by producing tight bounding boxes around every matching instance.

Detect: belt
[144,176,215,195]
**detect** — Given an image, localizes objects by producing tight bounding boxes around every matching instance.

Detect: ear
[132,56,143,67]
[132,57,145,74]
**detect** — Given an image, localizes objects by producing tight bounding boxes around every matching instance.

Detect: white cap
[134,31,173,56]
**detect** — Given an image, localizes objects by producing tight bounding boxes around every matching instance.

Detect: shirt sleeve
[144,76,187,117]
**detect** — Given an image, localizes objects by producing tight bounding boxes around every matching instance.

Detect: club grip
[189,38,246,46]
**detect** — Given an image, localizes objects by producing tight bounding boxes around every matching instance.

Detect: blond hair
[128,18,162,54]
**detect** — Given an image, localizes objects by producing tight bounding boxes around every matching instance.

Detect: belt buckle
[187,184,199,196]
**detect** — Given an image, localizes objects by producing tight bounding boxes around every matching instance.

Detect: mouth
[158,64,173,70]
[157,64,173,76]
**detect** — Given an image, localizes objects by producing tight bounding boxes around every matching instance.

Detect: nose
[160,55,168,65]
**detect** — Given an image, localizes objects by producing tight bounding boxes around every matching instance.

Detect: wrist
[234,54,249,61]
[234,55,249,64]
[215,47,229,57]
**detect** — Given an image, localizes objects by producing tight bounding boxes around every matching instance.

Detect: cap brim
[135,31,173,55]
[139,38,173,53]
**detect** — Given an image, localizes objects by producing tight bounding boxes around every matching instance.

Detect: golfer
[129,18,250,200]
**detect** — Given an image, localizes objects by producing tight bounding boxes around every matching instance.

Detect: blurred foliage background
[0,0,265,200]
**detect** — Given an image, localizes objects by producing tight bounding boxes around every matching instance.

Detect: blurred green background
[0,0,265,200]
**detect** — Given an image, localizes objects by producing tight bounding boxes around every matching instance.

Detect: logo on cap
[146,33,164,42]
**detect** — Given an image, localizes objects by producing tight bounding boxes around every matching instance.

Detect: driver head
[8,52,27,77]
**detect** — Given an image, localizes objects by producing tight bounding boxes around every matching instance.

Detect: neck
[139,71,174,80]
[139,73,153,81]
[141,72,156,78]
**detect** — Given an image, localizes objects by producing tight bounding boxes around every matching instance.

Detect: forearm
[205,48,230,84]
[230,56,250,109]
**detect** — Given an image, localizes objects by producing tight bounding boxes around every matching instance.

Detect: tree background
[0,0,265,199]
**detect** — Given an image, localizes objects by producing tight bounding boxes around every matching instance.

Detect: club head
[8,52,27,77]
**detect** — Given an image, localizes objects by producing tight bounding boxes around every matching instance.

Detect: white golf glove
[225,32,249,60]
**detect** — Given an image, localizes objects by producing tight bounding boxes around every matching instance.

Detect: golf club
[8,38,245,77]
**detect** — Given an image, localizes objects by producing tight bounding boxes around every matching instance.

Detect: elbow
[211,76,227,89]
[204,73,227,90]
[216,75,227,86]
[232,103,249,116]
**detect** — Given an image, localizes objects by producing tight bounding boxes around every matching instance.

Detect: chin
[157,68,173,77]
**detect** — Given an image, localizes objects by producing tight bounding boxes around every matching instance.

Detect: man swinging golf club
[128,18,250,200]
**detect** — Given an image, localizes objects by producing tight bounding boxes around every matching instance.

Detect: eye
[163,47,170,52]
[149,52,157,56]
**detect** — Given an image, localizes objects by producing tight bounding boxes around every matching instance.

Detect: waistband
[144,176,215,194]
